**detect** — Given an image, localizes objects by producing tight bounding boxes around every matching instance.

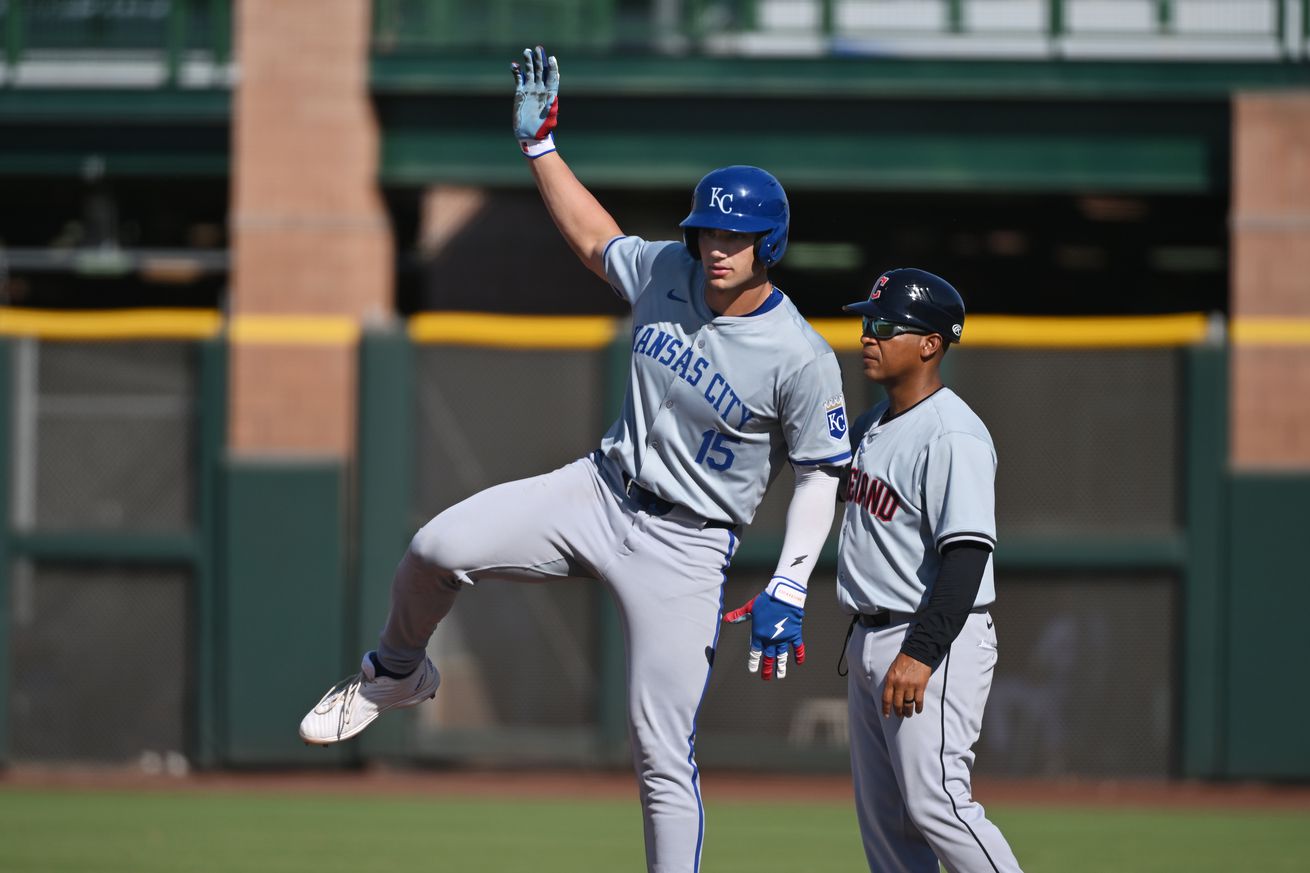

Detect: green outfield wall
[0,314,1305,779]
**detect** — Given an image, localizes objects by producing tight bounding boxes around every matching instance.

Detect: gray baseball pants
[847,611,1024,873]
[377,453,737,873]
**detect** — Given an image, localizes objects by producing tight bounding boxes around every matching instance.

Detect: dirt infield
[4,764,1309,811]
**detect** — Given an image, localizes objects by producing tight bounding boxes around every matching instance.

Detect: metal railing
[372,0,1310,59]
[1,0,231,86]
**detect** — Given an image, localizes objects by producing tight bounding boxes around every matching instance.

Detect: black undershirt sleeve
[899,541,991,671]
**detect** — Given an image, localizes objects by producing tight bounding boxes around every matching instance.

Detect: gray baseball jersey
[836,387,996,615]
[837,386,1023,872]
[601,235,852,525]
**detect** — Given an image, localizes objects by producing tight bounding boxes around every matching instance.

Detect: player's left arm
[723,352,851,681]
[884,542,991,718]
[723,464,841,680]
[884,432,997,718]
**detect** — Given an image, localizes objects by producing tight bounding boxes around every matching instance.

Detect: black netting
[26,341,197,532]
[414,578,599,731]
[412,345,607,525]
[8,562,190,763]
[975,572,1176,778]
[949,347,1182,536]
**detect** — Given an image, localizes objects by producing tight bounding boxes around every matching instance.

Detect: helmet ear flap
[755,229,786,269]
[684,228,702,261]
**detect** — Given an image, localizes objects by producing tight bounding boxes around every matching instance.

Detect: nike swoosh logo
[667,288,688,303]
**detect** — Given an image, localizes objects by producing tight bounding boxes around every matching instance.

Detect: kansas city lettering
[846,467,901,523]
[633,326,754,428]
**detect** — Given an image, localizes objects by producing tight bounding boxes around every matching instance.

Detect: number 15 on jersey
[695,429,741,471]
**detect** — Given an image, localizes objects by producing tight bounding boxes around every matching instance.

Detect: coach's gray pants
[378,454,737,873]
[847,612,1024,873]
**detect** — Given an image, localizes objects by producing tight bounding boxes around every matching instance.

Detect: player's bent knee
[406,523,465,576]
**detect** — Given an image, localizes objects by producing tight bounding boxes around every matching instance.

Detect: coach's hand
[882,652,931,719]
[723,586,806,681]
[511,45,559,157]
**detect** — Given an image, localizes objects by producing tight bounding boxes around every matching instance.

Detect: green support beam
[596,325,632,762]
[3,0,23,76]
[10,532,199,563]
[947,0,965,34]
[193,337,227,768]
[221,459,350,765]
[1224,474,1310,779]
[0,341,11,763]
[1180,343,1228,778]
[166,0,189,87]
[354,327,418,760]
[1155,0,1173,34]
[355,328,415,657]
[210,0,231,66]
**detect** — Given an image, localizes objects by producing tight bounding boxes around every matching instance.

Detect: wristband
[765,575,807,608]
[519,133,556,159]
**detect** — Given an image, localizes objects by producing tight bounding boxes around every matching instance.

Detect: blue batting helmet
[680,165,789,269]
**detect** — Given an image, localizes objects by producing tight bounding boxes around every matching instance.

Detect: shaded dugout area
[1,178,1227,318]
[392,186,1229,317]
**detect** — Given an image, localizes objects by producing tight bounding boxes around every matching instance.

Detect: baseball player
[836,269,1024,872]
[298,47,851,873]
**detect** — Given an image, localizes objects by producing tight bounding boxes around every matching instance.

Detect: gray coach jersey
[601,235,851,525]
[836,387,996,614]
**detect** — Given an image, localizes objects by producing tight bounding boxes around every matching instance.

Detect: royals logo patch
[824,395,847,439]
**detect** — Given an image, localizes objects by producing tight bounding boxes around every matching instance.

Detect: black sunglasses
[862,317,930,340]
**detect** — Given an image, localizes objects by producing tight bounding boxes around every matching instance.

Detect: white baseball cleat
[298,652,440,745]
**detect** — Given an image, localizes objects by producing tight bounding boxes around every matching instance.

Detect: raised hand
[511,45,559,154]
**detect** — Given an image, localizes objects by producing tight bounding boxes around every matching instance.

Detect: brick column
[1230,93,1310,469]
[229,0,391,456]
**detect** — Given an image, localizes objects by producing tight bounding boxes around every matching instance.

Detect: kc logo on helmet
[709,187,735,214]
[952,324,963,337]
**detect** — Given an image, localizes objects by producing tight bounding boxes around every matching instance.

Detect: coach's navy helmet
[680,165,789,269]
[844,268,966,343]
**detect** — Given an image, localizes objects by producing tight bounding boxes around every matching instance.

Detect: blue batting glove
[723,578,807,681]
[510,45,559,157]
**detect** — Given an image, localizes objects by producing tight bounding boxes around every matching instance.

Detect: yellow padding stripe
[4,308,1305,349]
[811,313,1212,350]
[0,308,223,340]
[1231,318,1310,346]
[228,314,360,345]
[409,312,618,349]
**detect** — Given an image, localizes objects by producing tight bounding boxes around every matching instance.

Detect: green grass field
[2,787,1307,872]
